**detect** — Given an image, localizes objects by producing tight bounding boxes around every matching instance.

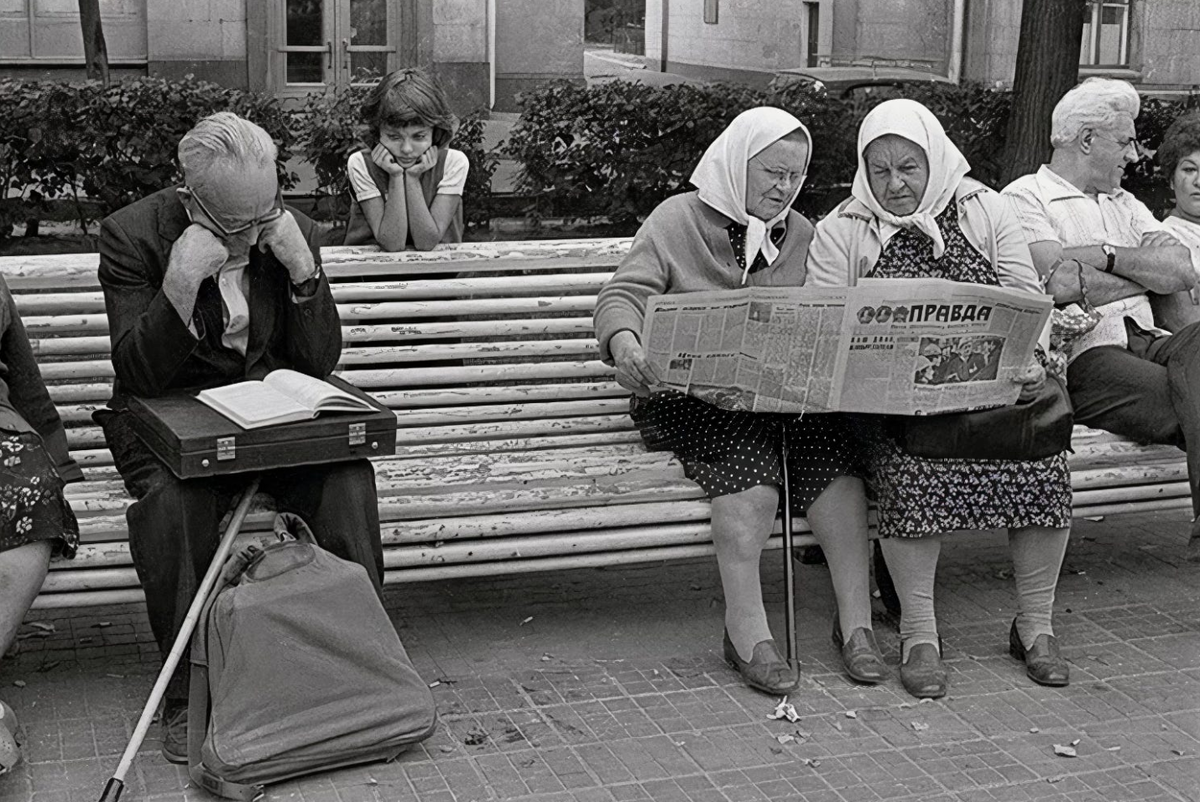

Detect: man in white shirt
[1002,78,1200,559]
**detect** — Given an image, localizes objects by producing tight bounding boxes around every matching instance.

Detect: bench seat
[3,240,1190,609]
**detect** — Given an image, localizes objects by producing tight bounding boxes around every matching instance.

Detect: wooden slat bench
[4,239,1193,610]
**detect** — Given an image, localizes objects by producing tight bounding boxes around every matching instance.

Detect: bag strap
[187,545,267,802]
[273,512,317,545]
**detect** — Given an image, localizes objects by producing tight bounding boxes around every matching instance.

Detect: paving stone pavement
[1,509,1199,801]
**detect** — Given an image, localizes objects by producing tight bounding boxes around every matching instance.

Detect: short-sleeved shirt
[1162,215,1200,282]
[1002,165,1165,354]
[346,148,469,203]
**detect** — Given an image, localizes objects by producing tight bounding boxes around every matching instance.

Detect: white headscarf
[851,98,971,259]
[690,107,812,283]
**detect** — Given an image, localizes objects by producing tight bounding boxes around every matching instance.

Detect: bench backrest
[5,240,636,474]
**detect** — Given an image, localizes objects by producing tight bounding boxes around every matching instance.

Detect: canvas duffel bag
[188,513,436,800]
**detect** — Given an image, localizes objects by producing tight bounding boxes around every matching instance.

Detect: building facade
[645,0,1200,95]
[0,0,585,113]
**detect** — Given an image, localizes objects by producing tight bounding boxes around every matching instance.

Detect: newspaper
[640,278,1053,416]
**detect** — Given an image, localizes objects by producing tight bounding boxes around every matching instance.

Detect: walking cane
[779,437,798,670]
[97,475,262,802]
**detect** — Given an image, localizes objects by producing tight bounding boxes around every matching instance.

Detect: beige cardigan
[805,177,1042,296]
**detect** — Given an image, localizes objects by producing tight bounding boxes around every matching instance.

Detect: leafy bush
[1124,95,1200,216]
[504,79,771,225]
[295,83,497,228]
[0,76,296,238]
[504,78,1200,226]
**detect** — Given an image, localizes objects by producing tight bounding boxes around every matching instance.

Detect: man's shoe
[832,624,889,684]
[722,630,800,694]
[161,700,188,764]
[900,641,947,699]
[1008,619,1069,687]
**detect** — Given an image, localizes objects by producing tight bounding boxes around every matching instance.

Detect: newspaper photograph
[640,278,1053,416]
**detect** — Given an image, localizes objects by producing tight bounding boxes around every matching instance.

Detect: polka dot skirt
[631,391,863,514]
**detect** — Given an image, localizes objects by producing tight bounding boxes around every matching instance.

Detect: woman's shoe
[722,629,800,694]
[900,641,947,699]
[1008,619,1069,687]
[832,624,889,684]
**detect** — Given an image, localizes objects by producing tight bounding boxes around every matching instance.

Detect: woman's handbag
[901,373,1074,461]
[1049,259,1103,359]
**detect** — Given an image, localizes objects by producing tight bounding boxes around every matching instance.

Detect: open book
[197,370,374,430]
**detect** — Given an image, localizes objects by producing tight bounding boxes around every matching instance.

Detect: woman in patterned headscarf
[595,107,883,695]
[808,98,1072,700]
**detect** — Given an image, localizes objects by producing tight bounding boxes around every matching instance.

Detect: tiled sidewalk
[2,509,1199,801]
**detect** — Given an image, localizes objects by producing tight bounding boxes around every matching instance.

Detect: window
[0,0,147,63]
[704,0,718,25]
[804,2,820,68]
[1080,0,1130,67]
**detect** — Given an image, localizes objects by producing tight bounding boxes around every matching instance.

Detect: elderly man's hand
[1141,230,1183,249]
[168,224,229,287]
[1012,361,1046,402]
[258,211,317,284]
[610,330,661,397]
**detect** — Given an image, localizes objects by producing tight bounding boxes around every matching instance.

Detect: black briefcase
[126,377,397,479]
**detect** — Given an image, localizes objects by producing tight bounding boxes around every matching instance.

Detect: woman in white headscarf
[807,99,1073,699]
[595,107,883,695]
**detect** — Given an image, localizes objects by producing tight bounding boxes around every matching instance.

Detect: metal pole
[780,435,798,669]
[97,475,261,802]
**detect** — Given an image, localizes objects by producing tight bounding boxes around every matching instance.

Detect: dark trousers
[1068,319,1200,517]
[104,413,385,702]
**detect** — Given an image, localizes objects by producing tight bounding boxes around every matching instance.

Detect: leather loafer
[833,624,888,684]
[900,642,947,699]
[1009,619,1069,687]
[723,630,799,694]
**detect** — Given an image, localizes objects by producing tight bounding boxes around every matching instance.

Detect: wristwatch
[1101,243,1117,273]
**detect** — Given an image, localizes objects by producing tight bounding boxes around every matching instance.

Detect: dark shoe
[1009,619,1069,687]
[900,641,947,699]
[833,624,889,684]
[723,629,800,694]
[796,545,828,565]
[161,700,188,764]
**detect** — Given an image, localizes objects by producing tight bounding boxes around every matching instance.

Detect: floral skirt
[0,432,79,559]
[630,391,864,514]
[864,419,1072,539]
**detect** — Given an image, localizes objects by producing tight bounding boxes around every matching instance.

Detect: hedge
[503,78,1197,225]
[3,75,1197,242]
[0,76,496,239]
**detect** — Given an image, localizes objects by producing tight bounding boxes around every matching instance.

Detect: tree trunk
[999,0,1087,186]
[78,0,109,85]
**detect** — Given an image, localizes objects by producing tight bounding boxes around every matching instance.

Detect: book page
[197,381,311,427]
[264,369,372,413]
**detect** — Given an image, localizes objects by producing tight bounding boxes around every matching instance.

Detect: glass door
[270,0,401,100]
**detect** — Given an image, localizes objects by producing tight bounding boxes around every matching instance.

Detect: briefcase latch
[217,436,237,461]
[348,423,366,447]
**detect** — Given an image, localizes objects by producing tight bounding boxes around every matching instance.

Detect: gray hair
[178,112,277,183]
[1050,78,1140,148]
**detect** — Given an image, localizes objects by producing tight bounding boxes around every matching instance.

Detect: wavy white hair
[178,112,277,185]
[1050,78,1140,148]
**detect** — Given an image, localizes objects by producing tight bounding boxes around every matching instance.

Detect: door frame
[249,0,418,98]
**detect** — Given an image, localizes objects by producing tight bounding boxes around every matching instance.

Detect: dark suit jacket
[94,187,342,481]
